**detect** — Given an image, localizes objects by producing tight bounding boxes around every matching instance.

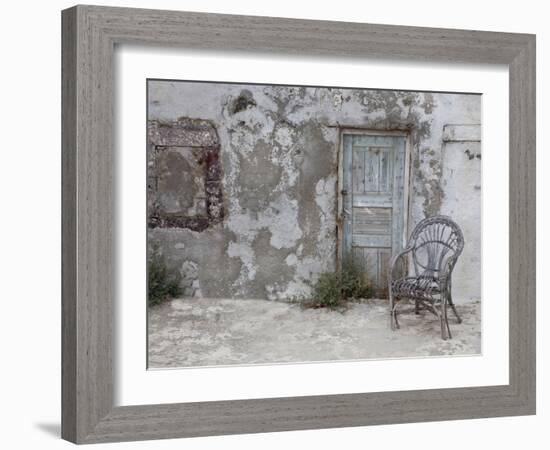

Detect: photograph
[146,80,482,368]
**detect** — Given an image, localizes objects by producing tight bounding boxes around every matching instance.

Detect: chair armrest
[436,255,459,292]
[388,246,414,285]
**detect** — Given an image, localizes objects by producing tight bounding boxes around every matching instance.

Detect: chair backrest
[409,215,464,278]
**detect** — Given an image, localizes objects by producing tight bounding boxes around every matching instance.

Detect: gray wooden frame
[62,5,536,444]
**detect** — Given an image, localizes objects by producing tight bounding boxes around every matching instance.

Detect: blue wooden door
[342,134,407,296]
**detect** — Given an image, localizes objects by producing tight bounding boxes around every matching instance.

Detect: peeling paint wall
[148,81,481,303]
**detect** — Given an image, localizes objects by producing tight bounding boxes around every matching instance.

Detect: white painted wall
[440,129,482,302]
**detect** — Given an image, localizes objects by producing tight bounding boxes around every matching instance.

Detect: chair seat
[391,275,441,301]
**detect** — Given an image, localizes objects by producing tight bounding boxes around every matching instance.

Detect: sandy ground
[148,298,481,368]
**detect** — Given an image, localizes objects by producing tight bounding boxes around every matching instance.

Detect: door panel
[352,235,392,248]
[342,134,407,296]
[378,249,391,295]
[352,207,392,235]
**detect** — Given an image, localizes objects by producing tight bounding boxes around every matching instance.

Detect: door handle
[341,189,348,195]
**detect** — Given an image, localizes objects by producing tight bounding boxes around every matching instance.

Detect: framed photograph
[62,5,536,444]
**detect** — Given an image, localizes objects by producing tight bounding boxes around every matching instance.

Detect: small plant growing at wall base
[301,257,373,310]
[147,244,182,306]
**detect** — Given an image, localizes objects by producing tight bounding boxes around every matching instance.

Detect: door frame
[336,128,412,268]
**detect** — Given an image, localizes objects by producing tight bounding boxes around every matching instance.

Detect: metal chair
[388,215,464,340]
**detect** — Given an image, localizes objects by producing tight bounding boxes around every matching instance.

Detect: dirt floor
[148,298,481,368]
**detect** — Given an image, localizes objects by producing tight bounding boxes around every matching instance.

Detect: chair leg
[443,301,452,340]
[390,304,400,330]
[389,290,394,330]
[415,300,420,315]
[389,291,399,330]
[433,307,447,340]
[389,290,399,331]
[448,293,462,324]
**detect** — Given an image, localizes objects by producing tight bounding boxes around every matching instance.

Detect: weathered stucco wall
[148,81,481,303]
